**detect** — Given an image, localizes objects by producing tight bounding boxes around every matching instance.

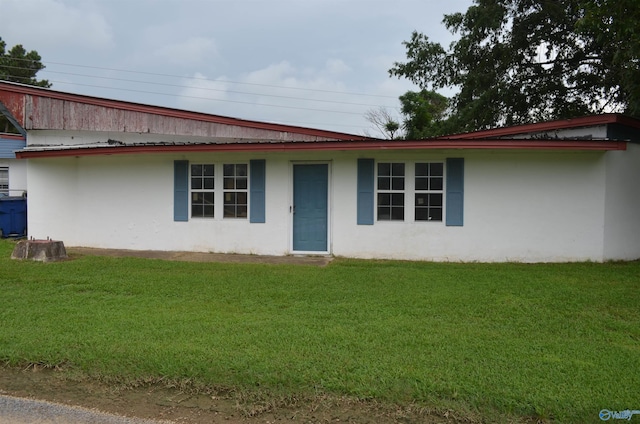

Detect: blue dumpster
[0,197,27,237]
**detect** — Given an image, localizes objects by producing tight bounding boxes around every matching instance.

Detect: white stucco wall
[333,150,607,262]
[603,143,640,260]
[25,134,631,261]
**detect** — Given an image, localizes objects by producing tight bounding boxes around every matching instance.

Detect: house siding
[25,141,616,262]
[603,143,640,259]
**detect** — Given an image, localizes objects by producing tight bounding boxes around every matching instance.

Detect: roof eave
[15,139,627,159]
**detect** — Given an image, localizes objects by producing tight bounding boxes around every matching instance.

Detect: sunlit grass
[0,239,638,423]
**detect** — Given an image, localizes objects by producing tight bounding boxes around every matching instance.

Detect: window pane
[223,164,234,176]
[415,208,429,221]
[415,163,429,176]
[431,162,444,176]
[391,177,405,191]
[392,163,405,176]
[430,177,443,191]
[203,164,214,176]
[415,177,428,190]
[378,193,390,206]
[236,177,247,190]
[378,163,391,176]
[391,193,404,206]
[203,205,214,217]
[203,192,214,204]
[203,178,214,189]
[378,177,390,190]
[377,206,391,220]
[415,193,427,205]
[391,207,404,220]
[224,206,236,218]
[237,206,248,218]
[191,164,203,176]
[430,208,443,221]
[429,193,443,207]
[237,192,248,204]
[191,178,202,190]
[236,164,248,176]
[224,177,235,189]
[224,192,235,204]
[192,205,203,217]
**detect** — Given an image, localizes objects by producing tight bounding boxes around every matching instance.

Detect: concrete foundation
[11,239,68,262]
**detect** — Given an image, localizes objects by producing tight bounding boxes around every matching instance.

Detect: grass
[0,239,638,423]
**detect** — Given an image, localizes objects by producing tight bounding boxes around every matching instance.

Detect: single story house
[1,80,639,262]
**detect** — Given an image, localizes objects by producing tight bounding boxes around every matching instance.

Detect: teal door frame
[291,162,330,253]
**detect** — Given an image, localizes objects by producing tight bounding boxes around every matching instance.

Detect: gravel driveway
[0,395,172,424]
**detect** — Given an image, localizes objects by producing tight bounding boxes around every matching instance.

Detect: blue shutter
[250,159,266,223]
[174,160,189,222]
[446,158,464,226]
[357,158,375,225]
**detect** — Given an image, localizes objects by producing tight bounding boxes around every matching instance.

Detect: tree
[0,37,51,88]
[364,107,402,139]
[389,0,640,132]
[399,90,451,138]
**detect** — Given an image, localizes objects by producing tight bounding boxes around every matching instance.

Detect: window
[415,162,443,221]
[0,168,8,195]
[377,162,404,221]
[191,164,214,217]
[223,164,248,218]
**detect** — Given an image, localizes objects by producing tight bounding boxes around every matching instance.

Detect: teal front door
[293,164,328,252]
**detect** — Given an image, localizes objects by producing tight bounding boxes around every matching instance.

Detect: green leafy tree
[399,90,451,138]
[389,0,640,132]
[0,37,50,88]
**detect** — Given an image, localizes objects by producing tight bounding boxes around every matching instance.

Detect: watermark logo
[600,409,640,421]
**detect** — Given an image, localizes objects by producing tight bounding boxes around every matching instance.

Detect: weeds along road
[0,394,172,424]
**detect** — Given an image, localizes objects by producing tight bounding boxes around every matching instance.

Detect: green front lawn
[0,240,638,422]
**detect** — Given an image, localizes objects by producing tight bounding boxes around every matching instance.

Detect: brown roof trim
[438,114,640,140]
[0,81,370,141]
[15,139,627,159]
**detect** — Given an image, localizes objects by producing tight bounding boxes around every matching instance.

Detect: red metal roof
[0,80,634,159]
[0,81,370,141]
[438,114,640,140]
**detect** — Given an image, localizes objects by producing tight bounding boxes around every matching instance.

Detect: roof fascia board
[15,139,627,159]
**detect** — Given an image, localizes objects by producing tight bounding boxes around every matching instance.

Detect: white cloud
[153,37,219,67]
[175,62,373,133]
[1,0,113,50]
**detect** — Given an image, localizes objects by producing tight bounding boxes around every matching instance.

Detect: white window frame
[414,162,444,222]
[190,164,215,218]
[0,167,8,195]
[376,162,405,221]
[222,163,249,219]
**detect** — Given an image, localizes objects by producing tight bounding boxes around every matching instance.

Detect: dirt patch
[66,247,333,267]
[0,367,474,423]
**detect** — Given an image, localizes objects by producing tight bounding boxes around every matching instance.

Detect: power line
[1,57,399,100]
[2,65,395,109]
[41,79,369,116]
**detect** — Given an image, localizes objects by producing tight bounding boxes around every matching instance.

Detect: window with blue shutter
[357,158,374,225]
[445,158,464,226]
[250,159,266,223]
[174,160,189,222]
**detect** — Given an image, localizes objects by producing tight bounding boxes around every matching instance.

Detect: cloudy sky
[1,0,472,136]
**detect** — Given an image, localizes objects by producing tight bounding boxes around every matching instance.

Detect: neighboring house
[0,102,27,197]
[0,80,639,262]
